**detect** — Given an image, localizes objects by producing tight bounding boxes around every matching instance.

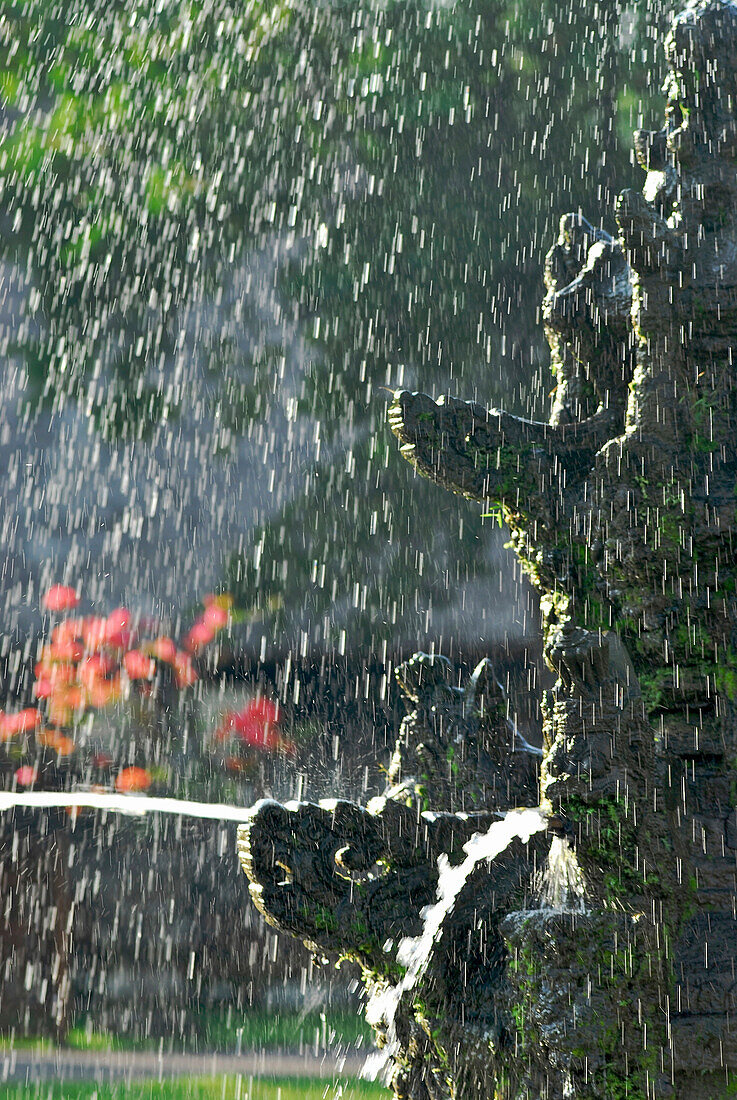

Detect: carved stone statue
[239,653,544,1099]
[239,3,737,1096]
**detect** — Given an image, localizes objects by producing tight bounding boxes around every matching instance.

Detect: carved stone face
[665,0,737,160]
[543,232,632,355]
[238,793,548,1100]
[237,795,514,964]
[238,798,411,958]
[394,652,456,705]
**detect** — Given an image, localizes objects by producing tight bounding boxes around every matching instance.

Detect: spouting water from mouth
[539,834,586,913]
[0,790,251,822]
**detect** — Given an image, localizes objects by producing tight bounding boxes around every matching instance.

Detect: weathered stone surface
[502,909,667,1098]
[239,2,737,1096]
[673,913,737,1014]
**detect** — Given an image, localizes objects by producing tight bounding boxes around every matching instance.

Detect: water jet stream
[540,834,586,912]
[0,791,250,821]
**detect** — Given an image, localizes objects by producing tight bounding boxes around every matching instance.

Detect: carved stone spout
[238,655,545,1099]
[239,794,509,970]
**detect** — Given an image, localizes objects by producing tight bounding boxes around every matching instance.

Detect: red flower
[106,607,131,633]
[78,654,116,685]
[47,685,86,711]
[87,675,122,708]
[34,659,75,680]
[102,609,133,648]
[202,604,229,629]
[183,620,216,651]
[38,729,76,755]
[150,636,177,663]
[51,618,86,645]
[43,638,84,662]
[123,650,156,680]
[0,708,42,737]
[172,652,198,687]
[81,617,109,650]
[216,698,282,751]
[15,765,37,786]
[42,584,79,612]
[34,678,54,699]
[115,766,152,792]
[34,661,77,697]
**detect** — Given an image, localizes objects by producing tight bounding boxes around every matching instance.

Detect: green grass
[1,1009,374,1056]
[0,1077,388,1100]
[198,1009,373,1052]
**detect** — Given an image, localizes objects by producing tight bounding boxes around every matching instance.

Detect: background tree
[0,0,672,661]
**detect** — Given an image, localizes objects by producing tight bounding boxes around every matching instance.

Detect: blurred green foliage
[0,0,671,652]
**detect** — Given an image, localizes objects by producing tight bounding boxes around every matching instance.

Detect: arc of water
[364,806,548,1079]
[0,791,251,822]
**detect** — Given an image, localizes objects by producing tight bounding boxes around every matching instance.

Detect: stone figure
[239,3,737,1095]
[239,652,544,1099]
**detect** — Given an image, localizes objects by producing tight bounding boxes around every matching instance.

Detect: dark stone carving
[387,653,540,813]
[543,215,633,428]
[238,655,544,1098]
[239,2,737,1095]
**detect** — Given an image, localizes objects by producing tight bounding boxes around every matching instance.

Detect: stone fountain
[238,2,737,1095]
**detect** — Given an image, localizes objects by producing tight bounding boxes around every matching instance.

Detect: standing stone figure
[239,2,737,1096]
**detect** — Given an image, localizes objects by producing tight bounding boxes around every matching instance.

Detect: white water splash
[361,1046,395,1084]
[363,806,548,1078]
[0,791,250,822]
[539,835,586,913]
